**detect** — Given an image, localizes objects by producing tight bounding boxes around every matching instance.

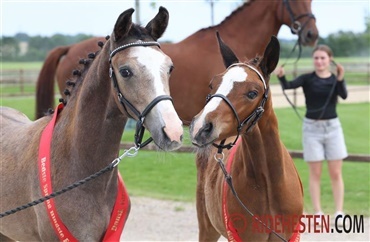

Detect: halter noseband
[109,40,173,148]
[206,63,269,153]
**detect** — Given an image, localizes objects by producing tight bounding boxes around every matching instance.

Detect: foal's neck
[240,99,284,182]
[59,43,127,173]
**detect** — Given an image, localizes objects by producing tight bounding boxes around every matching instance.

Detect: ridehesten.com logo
[228,213,365,234]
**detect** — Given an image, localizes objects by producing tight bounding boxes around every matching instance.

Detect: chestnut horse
[189,34,303,241]
[35,0,318,120]
[0,7,183,241]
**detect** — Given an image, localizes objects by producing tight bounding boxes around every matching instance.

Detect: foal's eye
[169,65,174,74]
[119,68,132,78]
[246,91,258,99]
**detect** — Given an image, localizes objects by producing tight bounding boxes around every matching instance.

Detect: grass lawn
[1,61,43,70]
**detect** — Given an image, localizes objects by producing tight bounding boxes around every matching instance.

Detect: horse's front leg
[196,188,220,242]
[196,160,221,242]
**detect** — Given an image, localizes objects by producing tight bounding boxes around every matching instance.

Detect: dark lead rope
[0,149,134,218]
[215,155,288,242]
[280,0,316,120]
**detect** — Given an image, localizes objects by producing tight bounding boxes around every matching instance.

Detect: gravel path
[121,197,369,241]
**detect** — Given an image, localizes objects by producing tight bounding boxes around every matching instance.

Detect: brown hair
[312,44,333,58]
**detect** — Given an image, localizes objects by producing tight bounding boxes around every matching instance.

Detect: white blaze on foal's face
[192,66,248,134]
[128,46,183,143]
[129,46,170,95]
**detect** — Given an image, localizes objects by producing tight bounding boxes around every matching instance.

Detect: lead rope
[0,146,139,218]
[215,152,288,242]
[279,1,315,121]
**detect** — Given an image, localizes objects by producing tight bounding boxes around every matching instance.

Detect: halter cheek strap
[282,0,316,35]
[207,64,269,152]
[109,40,173,148]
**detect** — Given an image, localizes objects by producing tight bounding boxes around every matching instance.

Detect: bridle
[281,0,316,63]
[206,63,269,153]
[282,0,315,35]
[109,40,173,148]
[280,0,317,120]
[209,64,290,242]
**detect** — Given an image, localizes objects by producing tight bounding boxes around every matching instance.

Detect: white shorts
[302,117,348,162]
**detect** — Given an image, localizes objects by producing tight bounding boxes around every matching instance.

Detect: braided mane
[60,37,108,107]
[61,23,157,107]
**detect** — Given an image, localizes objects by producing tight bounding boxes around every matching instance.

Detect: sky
[1,0,369,43]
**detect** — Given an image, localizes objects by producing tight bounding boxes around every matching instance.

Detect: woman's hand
[275,66,285,78]
[336,63,345,81]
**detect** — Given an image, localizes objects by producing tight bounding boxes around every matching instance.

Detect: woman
[275,45,348,223]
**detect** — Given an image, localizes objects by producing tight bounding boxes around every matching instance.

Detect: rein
[109,40,173,148]
[281,0,316,66]
[279,0,317,120]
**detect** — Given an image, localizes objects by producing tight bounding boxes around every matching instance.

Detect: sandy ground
[120,197,369,242]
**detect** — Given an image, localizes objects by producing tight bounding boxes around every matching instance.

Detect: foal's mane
[60,40,105,108]
[61,23,156,107]
[198,0,255,33]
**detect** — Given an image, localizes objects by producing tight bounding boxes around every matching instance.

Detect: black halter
[206,63,269,153]
[281,0,316,64]
[282,0,316,35]
[109,40,173,148]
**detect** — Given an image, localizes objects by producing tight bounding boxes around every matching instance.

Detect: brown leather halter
[109,40,173,148]
[206,63,269,153]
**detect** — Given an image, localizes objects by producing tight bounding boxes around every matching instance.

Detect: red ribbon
[38,103,129,241]
[222,138,300,242]
[103,173,130,241]
[222,138,243,242]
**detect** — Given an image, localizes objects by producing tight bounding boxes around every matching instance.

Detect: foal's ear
[145,6,169,41]
[216,31,239,68]
[113,8,135,42]
[259,36,280,76]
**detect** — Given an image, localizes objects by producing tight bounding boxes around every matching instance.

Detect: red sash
[38,103,129,241]
[222,138,243,242]
[222,138,300,242]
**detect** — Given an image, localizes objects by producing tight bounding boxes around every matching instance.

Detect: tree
[1,37,19,61]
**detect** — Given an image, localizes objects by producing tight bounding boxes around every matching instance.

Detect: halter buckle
[291,21,302,34]
[214,152,225,162]
[109,67,113,78]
